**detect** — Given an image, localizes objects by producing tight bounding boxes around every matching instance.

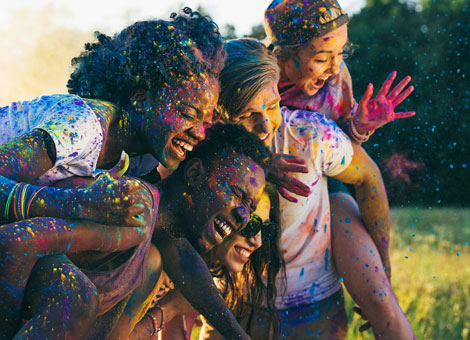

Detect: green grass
[345,207,470,340]
[192,208,470,339]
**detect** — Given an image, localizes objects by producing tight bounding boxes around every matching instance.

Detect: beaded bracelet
[348,117,374,144]
[147,313,158,338]
[148,304,164,338]
[153,305,164,332]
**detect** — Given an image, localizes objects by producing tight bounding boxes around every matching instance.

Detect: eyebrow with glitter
[312,41,349,55]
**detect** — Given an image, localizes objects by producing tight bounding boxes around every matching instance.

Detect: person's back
[272,108,352,309]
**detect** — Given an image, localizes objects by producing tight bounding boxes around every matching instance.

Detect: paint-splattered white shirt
[0,94,103,185]
[273,107,353,309]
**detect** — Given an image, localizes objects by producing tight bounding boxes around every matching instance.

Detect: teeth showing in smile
[235,246,251,258]
[259,134,269,141]
[214,216,233,240]
[173,139,193,152]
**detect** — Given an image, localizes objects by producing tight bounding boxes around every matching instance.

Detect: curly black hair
[67,7,226,107]
[174,123,272,179]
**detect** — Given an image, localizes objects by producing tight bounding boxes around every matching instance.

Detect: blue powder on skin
[324,248,329,271]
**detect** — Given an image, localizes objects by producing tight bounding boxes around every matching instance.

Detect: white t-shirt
[272,107,353,309]
[0,94,104,185]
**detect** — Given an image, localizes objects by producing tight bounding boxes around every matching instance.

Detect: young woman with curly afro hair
[0,8,257,340]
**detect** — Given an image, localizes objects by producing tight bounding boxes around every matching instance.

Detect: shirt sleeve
[282,107,353,178]
[36,95,104,177]
[316,114,354,177]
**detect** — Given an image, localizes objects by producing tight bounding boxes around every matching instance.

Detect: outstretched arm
[153,231,250,340]
[332,142,391,278]
[0,130,145,226]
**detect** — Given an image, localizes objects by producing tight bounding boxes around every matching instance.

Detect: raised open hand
[78,152,149,227]
[354,71,415,134]
[267,153,310,203]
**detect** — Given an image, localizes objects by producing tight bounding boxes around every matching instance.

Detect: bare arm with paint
[313,65,415,142]
[0,173,155,272]
[0,180,155,338]
[269,71,415,201]
[0,130,145,226]
[332,142,391,278]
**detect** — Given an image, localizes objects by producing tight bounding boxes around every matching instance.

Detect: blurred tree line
[346,0,469,206]
[236,0,468,206]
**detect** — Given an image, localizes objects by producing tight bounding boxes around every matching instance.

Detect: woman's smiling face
[281,24,349,96]
[214,193,271,273]
[141,75,218,170]
[231,80,281,148]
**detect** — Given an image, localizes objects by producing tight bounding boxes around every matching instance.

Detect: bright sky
[0,0,365,36]
[0,0,366,105]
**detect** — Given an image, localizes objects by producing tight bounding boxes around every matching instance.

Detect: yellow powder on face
[254,192,271,221]
[26,227,35,237]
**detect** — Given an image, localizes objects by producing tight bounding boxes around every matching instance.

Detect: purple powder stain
[381,237,389,250]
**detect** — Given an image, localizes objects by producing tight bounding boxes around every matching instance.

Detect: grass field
[192,207,470,339]
[345,207,470,339]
